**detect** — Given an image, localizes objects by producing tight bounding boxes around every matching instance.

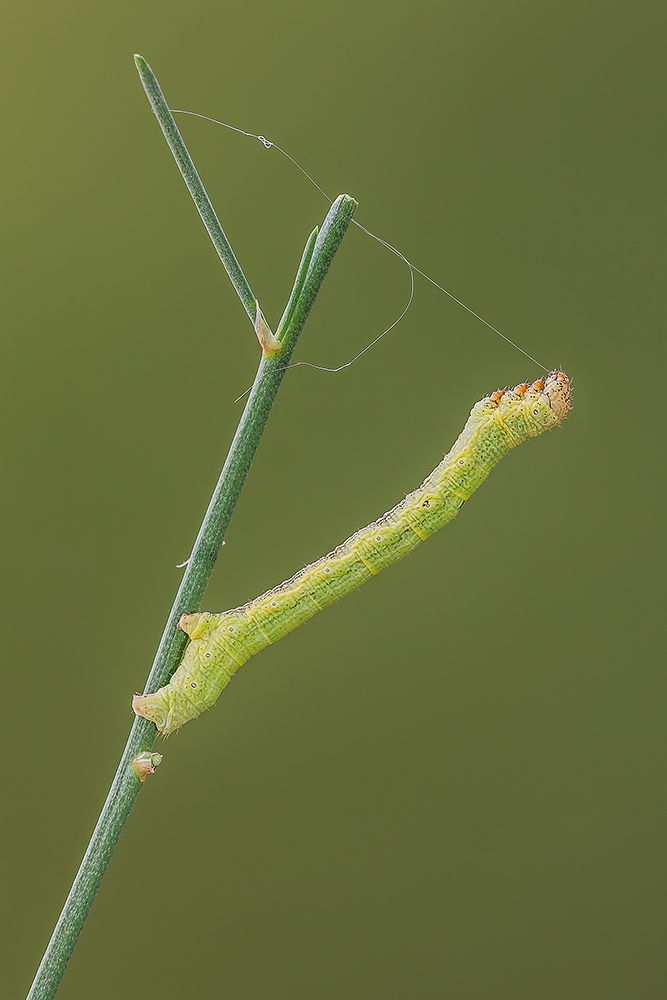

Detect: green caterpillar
[133,371,571,735]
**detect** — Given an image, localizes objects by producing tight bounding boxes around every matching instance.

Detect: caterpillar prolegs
[133,371,571,735]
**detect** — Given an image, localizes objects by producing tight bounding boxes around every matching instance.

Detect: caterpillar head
[542,370,571,423]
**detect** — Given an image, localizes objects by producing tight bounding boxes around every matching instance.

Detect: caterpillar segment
[133,371,571,734]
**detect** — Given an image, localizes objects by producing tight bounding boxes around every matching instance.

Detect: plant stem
[26,57,357,1000]
[28,194,356,1000]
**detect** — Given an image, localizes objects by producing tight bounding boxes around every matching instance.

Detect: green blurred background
[3,1,665,997]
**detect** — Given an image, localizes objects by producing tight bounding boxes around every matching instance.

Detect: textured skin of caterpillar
[133,371,571,735]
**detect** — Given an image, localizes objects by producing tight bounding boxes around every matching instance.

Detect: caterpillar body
[133,371,571,735]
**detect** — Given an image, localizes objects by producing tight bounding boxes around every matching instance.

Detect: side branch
[134,54,259,327]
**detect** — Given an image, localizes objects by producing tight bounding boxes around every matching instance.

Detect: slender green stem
[26,58,357,999]
[134,54,259,326]
[27,194,356,1000]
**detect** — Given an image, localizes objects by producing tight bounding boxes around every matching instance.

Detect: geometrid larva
[133,371,571,735]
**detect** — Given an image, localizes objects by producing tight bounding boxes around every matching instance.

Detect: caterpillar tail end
[133,689,170,735]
